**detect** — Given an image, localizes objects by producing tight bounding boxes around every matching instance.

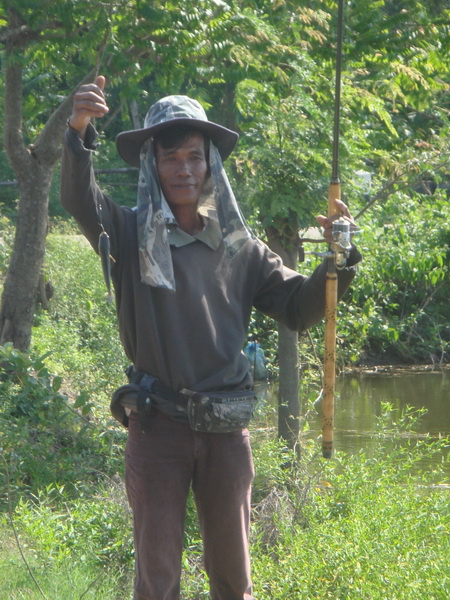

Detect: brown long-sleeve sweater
[60,126,361,393]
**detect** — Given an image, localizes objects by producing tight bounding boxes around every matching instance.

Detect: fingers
[334,198,351,219]
[95,75,106,91]
[316,214,355,230]
[316,199,358,244]
[318,200,355,227]
[316,215,328,228]
[74,80,109,118]
[69,75,109,135]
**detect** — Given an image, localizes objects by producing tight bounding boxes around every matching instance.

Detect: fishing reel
[330,217,352,269]
[302,217,353,269]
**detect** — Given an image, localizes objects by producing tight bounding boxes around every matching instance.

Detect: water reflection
[335,369,450,436]
[260,368,450,476]
[334,368,450,442]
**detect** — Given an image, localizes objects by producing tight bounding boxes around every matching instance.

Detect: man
[60,75,361,600]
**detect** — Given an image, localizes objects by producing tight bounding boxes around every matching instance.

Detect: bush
[0,343,125,504]
[315,192,450,366]
[32,229,127,411]
[1,388,449,599]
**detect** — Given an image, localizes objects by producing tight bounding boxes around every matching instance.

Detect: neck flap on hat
[136,139,253,291]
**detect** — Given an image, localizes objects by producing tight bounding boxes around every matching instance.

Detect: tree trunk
[278,322,300,454]
[0,171,52,351]
[266,220,301,453]
[129,99,142,129]
[0,46,93,350]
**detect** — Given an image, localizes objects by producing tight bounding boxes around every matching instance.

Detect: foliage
[0,212,14,272]
[32,226,127,404]
[12,481,133,569]
[250,444,450,599]
[1,1,450,591]
[335,191,449,365]
[227,0,450,235]
[2,0,450,359]
[0,342,125,506]
[240,186,449,369]
[249,403,450,600]
[235,72,334,231]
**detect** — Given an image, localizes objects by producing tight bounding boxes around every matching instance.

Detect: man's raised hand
[68,75,109,139]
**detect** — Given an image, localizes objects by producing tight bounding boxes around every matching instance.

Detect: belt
[125,366,190,431]
[127,366,189,407]
[112,367,254,433]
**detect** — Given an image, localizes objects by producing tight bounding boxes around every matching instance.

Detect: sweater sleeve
[253,240,362,333]
[59,124,122,259]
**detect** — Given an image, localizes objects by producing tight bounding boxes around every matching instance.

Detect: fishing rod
[322,0,351,458]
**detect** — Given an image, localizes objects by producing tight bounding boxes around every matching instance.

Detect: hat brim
[116,118,239,168]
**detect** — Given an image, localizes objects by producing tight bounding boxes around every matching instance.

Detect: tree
[0,2,103,350]
[234,74,335,451]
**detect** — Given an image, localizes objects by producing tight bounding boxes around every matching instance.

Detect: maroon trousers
[125,411,255,600]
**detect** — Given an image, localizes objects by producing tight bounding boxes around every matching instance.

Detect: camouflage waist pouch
[183,389,258,433]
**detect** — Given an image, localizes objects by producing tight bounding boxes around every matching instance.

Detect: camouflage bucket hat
[116,95,239,168]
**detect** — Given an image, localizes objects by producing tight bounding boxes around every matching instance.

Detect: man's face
[155,132,209,209]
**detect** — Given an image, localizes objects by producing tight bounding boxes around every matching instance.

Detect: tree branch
[355,155,450,220]
[33,69,97,166]
[3,55,30,174]
[35,23,111,166]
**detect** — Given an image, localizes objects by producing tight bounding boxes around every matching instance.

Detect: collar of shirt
[167,216,222,250]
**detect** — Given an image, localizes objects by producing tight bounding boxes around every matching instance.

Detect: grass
[1,425,449,599]
[250,443,450,599]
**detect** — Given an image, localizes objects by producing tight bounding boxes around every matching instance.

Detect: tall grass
[1,422,448,599]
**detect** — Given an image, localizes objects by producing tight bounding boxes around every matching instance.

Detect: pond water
[261,367,450,477]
